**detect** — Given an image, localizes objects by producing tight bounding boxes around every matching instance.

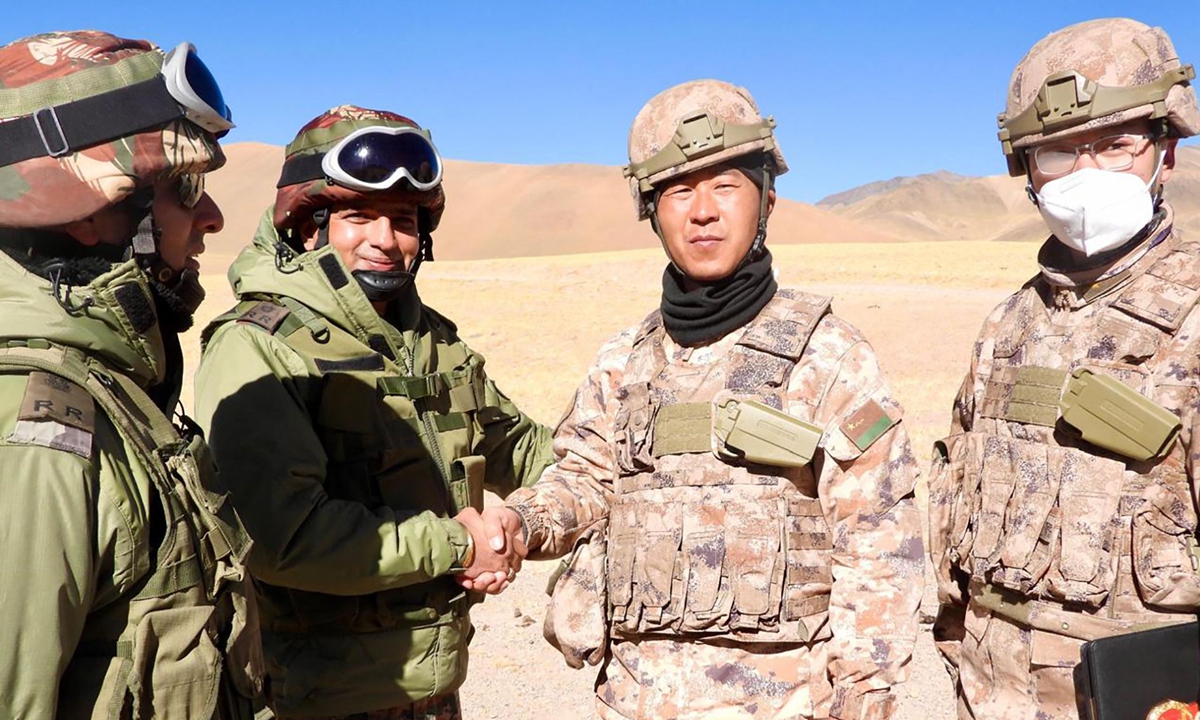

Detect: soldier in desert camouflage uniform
[928,18,1200,720]
[479,79,924,719]
[0,30,264,717]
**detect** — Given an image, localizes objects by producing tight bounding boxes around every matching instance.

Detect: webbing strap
[378,367,477,404]
[379,375,441,399]
[980,366,1068,427]
[969,580,1192,641]
[785,594,830,622]
[133,554,205,600]
[651,402,712,457]
[278,296,329,338]
[0,77,183,166]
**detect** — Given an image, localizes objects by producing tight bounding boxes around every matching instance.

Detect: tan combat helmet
[623,79,788,221]
[998,18,1199,177]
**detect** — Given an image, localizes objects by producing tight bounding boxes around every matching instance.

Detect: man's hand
[453,507,527,595]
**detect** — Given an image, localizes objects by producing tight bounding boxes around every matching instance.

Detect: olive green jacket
[0,241,260,718]
[194,210,554,715]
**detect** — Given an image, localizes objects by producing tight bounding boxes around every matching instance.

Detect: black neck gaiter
[660,249,777,347]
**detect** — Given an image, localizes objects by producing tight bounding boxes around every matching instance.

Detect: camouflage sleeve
[473,371,556,498]
[505,328,634,560]
[195,324,472,595]
[805,322,924,720]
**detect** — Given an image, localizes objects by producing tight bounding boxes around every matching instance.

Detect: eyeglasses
[320,126,443,192]
[1031,133,1155,177]
[176,173,205,208]
[161,42,234,137]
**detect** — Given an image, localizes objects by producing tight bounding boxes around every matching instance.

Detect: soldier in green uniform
[194,105,555,719]
[0,30,263,718]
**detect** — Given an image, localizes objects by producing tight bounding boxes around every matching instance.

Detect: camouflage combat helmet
[273,105,446,234]
[0,30,226,227]
[623,79,788,221]
[998,18,1199,177]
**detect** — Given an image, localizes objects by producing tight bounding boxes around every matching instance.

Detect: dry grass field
[180,240,1041,719]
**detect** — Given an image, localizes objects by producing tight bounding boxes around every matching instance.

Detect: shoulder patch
[19,371,95,432]
[236,301,291,333]
[10,371,95,457]
[841,399,898,453]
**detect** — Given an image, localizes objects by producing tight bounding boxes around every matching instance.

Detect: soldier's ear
[765,188,776,218]
[61,216,104,246]
[1160,139,1178,185]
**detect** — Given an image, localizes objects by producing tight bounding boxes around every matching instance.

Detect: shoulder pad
[236,301,292,334]
[738,288,832,360]
[1112,242,1200,333]
[201,300,292,350]
[633,310,664,346]
[8,371,95,458]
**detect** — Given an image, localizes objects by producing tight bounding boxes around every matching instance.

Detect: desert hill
[207,143,1200,261]
[817,145,1200,242]
[205,143,904,262]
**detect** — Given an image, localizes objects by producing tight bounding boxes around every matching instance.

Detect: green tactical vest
[0,340,262,719]
[204,295,497,635]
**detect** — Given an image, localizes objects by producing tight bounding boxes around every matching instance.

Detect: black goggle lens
[184,50,232,125]
[335,131,440,186]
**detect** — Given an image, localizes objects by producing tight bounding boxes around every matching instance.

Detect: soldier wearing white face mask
[928,18,1200,720]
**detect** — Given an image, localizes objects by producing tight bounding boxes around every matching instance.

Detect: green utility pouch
[713,398,822,468]
[1060,368,1182,462]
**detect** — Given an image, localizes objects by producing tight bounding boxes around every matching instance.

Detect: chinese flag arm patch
[841,399,898,452]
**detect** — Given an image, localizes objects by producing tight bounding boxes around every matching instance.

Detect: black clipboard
[1077,621,1200,720]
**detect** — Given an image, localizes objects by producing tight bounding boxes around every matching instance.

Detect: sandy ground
[182,241,1042,719]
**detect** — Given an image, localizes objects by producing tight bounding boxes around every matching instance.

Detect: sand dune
[205,143,905,261]
[210,143,1199,261]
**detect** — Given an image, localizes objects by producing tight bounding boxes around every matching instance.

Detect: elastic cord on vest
[660,248,778,346]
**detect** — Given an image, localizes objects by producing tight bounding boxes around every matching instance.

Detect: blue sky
[6,1,1199,203]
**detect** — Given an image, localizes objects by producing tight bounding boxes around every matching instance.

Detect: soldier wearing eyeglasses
[928,18,1200,720]
[0,30,264,718]
[193,106,555,719]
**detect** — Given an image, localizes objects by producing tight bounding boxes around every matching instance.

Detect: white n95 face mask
[1035,164,1160,257]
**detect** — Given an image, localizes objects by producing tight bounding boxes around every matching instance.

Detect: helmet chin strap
[321,206,434,305]
[648,161,773,277]
[125,189,204,329]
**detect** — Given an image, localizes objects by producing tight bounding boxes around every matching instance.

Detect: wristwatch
[460,532,475,569]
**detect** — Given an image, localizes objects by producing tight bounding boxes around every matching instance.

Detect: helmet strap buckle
[32,106,70,158]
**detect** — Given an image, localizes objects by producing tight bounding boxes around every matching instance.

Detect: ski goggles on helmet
[161,42,234,136]
[0,41,233,168]
[320,126,443,192]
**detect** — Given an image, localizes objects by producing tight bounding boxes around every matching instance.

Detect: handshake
[453,506,528,595]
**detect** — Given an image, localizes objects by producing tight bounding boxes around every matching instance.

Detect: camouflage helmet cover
[624,79,788,220]
[0,30,225,228]
[999,18,1200,176]
[273,105,447,232]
